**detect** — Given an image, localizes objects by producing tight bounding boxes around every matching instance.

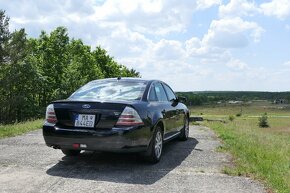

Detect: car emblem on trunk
[114,112,121,116]
[82,104,91,109]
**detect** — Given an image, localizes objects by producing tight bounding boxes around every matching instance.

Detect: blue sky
[1,0,290,91]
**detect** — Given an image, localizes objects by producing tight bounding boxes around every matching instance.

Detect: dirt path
[0,126,265,193]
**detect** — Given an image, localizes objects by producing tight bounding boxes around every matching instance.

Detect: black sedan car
[43,78,189,163]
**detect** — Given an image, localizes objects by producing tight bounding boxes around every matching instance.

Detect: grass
[190,102,290,193]
[0,119,43,138]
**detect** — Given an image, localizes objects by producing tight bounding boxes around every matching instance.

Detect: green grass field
[190,101,290,193]
[0,119,43,139]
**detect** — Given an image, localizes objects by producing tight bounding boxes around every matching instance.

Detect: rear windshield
[69,80,147,101]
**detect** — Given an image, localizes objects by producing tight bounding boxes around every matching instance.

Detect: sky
[1,0,290,91]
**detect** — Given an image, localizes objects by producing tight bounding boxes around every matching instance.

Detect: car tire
[179,116,189,141]
[61,149,81,156]
[144,126,163,164]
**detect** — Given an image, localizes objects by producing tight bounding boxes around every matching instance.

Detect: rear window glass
[69,80,147,101]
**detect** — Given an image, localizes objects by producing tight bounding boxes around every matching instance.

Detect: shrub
[229,115,235,121]
[259,113,269,128]
[236,112,242,117]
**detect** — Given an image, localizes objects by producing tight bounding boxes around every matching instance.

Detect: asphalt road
[0,126,265,193]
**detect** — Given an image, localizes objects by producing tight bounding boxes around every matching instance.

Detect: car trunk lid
[53,100,127,129]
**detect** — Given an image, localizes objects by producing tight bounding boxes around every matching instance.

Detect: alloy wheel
[185,118,189,138]
[154,130,163,159]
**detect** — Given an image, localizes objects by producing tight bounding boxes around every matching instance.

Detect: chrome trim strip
[163,131,181,141]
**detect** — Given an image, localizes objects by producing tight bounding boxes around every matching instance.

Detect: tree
[36,27,70,104]
[0,11,140,124]
[0,10,11,123]
[258,113,269,128]
[92,46,140,78]
[0,28,42,123]
[0,10,10,63]
[62,39,104,97]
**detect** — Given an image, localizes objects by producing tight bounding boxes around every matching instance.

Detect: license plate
[74,114,95,128]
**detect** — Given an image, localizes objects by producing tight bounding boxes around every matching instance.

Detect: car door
[152,82,178,138]
[147,83,170,134]
[162,83,184,131]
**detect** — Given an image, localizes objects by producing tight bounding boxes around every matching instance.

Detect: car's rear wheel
[61,149,81,156]
[179,116,189,141]
[145,126,163,163]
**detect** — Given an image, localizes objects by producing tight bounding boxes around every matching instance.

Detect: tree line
[0,10,139,124]
[177,91,290,106]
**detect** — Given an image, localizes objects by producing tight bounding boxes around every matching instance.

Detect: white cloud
[153,39,185,60]
[260,0,290,19]
[185,36,231,65]
[11,17,48,25]
[4,0,221,37]
[282,61,290,66]
[219,0,259,18]
[88,0,220,35]
[226,58,249,70]
[100,26,153,57]
[196,0,221,10]
[184,16,264,67]
[219,0,290,20]
[203,17,264,48]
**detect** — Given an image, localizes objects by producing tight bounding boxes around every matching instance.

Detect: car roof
[89,77,154,84]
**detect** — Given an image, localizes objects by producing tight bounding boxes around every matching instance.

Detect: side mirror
[177,96,187,103]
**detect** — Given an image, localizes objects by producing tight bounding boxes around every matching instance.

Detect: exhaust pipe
[52,145,60,149]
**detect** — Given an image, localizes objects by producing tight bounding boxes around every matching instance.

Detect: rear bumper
[43,124,151,153]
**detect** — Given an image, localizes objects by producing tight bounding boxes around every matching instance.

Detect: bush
[229,115,235,121]
[259,113,269,128]
[236,112,242,117]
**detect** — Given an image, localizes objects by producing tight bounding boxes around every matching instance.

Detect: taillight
[45,104,57,124]
[115,106,144,126]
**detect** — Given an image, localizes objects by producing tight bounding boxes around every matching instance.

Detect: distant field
[0,119,43,138]
[190,101,290,193]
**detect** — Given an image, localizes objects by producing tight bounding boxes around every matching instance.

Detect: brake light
[45,104,57,124]
[115,106,144,126]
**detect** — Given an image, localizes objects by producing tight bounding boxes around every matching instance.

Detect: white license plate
[74,114,95,128]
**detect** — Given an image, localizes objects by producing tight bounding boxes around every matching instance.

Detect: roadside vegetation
[190,101,290,193]
[0,119,43,138]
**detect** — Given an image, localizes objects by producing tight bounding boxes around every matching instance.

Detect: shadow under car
[46,137,198,185]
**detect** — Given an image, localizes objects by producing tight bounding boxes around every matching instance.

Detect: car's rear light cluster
[115,106,144,126]
[45,104,57,124]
